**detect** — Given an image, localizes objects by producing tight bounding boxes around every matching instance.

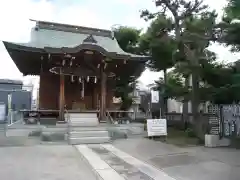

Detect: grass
[230,137,240,149]
[148,127,202,147]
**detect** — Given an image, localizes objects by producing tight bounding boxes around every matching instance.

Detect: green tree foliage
[140,0,216,122]
[200,61,240,104]
[113,26,141,53]
[220,0,240,51]
[155,49,240,105]
[154,71,189,101]
[144,16,177,72]
[200,0,240,104]
[138,15,177,114]
[225,0,240,19]
[113,26,145,110]
[140,1,218,122]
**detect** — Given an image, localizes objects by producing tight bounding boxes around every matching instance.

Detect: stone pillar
[100,65,107,121]
[59,69,65,121]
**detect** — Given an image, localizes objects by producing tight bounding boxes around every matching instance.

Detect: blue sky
[0,0,239,88]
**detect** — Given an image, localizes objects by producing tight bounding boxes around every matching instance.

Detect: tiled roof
[4,20,148,59]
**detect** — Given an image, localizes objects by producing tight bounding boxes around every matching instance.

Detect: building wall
[39,72,115,110]
[0,83,22,91]
[11,91,32,110]
[0,90,31,114]
[167,99,183,113]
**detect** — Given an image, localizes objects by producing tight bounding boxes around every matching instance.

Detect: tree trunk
[191,72,199,120]
[182,76,189,128]
[185,47,201,138]
[163,69,167,87]
[191,60,202,139]
[174,21,189,127]
[163,69,168,117]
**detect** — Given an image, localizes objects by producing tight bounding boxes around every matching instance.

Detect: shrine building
[2,20,148,122]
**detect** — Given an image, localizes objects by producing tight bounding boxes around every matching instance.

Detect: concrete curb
[75,145,124,180]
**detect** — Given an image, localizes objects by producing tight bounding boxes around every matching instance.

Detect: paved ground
[112,138,240,180]
[0,145,97,180]
[0,136,239,180]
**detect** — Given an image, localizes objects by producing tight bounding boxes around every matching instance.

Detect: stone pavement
[76,144,175,180]
[112,138,240,180]
[0,145,97,180]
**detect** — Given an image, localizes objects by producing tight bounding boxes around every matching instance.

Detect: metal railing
[7,110,23,126]
[106,111,114,124]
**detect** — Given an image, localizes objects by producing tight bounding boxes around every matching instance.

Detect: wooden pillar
[100,65,107,121]
[59,69,65,121]
[93,84,98,110]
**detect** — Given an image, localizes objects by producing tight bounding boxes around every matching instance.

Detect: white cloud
[0,0,54,81]
[56,5,109,29]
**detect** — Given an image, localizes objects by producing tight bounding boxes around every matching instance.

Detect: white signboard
[0,104,6,122]
[147,119,167,136]
[151,91,159,103]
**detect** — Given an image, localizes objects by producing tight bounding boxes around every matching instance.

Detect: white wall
[167,99,183,113]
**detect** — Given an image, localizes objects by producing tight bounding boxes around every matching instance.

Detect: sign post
[8,94,12,125]
[147,119,167,139]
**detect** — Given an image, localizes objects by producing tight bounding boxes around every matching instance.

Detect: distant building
[0,79,32,114]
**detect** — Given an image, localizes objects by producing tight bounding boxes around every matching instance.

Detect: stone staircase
[65,113,111,144]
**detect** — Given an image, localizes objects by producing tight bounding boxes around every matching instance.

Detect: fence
[7,111,23,125]
[165,112,219,133]
[165,104,240,139]
[219,105,240,138]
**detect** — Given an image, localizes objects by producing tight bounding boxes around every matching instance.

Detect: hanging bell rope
[71,75,74,82]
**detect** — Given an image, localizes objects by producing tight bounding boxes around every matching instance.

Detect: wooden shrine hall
[2,20,148,122]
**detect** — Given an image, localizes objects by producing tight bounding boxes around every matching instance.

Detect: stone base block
[205,134,230,147]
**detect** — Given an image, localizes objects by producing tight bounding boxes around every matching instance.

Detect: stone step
[69,117,98,122]
[65,113,98,119]
[69,122,99,127]
[69,137,110,145]
[42,127,67,133]
[69,126,108,131]
[70,117,98,123]
[69,117,98,120]
[69,131,109,138]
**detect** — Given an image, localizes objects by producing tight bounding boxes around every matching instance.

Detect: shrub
[185,128,196,138]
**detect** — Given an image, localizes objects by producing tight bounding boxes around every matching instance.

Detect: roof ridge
[30,19,113,38]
